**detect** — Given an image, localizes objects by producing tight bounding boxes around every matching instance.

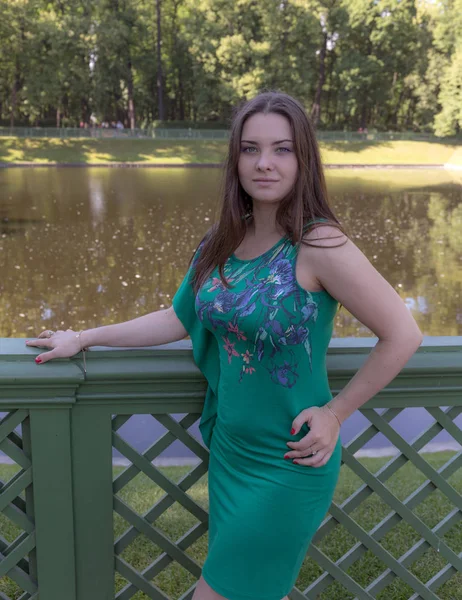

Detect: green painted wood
[1,336,461,599]
[306,545,375,599]
[364,409,462,507]
[0,547,38,596]
[113,413,201,494]
[10,414,38,595]
[346,407,402,454]
[17,592,38,600]
[112,433,208,523]
[117,522,208,600]
[114,497,202,578]
[329,503,440,600]
[408,557,462,600]
[71,404,114,600]
[1,503,34,535]
[114,461,208,556]
[154,414,209,462]
[177,584,197,600]
[0,439,32,469]
[366,508,462,596]
[0,533,36,579]
[29,409,76,600]
[342,449,462,573]
[18,592,39,600]
[0,410,28,442]
[427,406,462,443]
[287,588,307,600]
[115,556,170,600]
[0,531,30,576]
[308,415,461,597]
[0,469,32,512]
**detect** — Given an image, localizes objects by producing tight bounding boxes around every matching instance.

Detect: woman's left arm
[286,227,423,467]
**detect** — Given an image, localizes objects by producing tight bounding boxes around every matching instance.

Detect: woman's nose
[256,152,274,170]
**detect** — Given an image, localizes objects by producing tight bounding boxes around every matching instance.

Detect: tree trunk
[311,31,328,127]
[178,71,185,121]
[156,0,164,121]
[10,55,21,127]
[10,81,17,128]
[127,59,136,130]
[360,99,368,130]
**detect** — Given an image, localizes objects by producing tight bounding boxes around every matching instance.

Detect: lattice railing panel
[112,413,208,600]
[111,405,461,600]
[0,410,37,600]
[292,405,462,600]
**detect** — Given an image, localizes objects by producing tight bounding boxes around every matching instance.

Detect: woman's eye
[241,146,292,153]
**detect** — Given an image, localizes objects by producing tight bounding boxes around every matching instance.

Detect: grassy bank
[1,136,462,166]
[0,451,460,599]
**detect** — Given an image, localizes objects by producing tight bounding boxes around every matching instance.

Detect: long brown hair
[191,90,346,294]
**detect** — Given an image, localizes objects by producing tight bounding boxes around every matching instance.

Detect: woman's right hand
[25,329,83,364]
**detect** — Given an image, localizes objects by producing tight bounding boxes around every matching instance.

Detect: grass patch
[1,137,462,165]
[0,452,460,599]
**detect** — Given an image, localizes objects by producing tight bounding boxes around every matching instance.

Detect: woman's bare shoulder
[302,224,348,248]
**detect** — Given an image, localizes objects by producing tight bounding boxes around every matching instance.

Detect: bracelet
[76,330,88,375]
[325,403,342,427]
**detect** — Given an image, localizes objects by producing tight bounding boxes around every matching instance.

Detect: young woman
[26,92,423,600]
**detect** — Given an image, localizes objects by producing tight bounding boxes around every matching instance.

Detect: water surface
[1,167,461,338]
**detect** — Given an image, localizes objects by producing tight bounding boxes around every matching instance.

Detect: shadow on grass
[321,138,462,153]
[0,138,228,164]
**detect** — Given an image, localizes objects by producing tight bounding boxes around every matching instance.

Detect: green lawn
[0,451,460,599]
[1,136,462,166]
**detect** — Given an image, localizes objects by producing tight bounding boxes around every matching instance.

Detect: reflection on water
[0,167,461,338]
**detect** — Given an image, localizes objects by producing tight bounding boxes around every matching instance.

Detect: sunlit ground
[1,137,461,165]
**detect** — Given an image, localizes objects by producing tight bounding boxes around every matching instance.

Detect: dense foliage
[0,0,461,134]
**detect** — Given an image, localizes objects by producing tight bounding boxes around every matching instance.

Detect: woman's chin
[251,194,285,204]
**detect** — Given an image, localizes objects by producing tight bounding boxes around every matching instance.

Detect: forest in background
[1,0,461,135]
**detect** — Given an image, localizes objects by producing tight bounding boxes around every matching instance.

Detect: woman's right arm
[25,306,188,364]
[81,306,187,348]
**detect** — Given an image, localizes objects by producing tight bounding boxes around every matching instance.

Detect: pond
[1,166,461,458]
[1,167,461,338]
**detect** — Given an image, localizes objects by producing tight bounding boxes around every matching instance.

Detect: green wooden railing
[0,336,460,600]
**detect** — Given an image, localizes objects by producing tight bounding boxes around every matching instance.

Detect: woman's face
[238,112,299,206]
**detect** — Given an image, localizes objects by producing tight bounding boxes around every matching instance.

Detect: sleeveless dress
[173,223,342,600]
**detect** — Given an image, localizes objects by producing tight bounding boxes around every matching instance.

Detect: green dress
[173,222,341,600]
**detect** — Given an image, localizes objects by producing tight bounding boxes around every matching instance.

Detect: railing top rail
[0,336,460,409]
[2,335,462,355]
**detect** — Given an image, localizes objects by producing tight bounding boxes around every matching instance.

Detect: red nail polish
[284,454,290,460]
[290,428,295,435]
[35,357,42,364]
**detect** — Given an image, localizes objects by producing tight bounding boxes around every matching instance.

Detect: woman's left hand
[284,405,340,468]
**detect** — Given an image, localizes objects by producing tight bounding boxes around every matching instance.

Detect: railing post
[29,406,77,600]
[71,403,114,600]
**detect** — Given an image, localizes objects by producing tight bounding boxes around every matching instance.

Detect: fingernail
[284,454,290,460]
[35,357,42,364]
[290,428,296,435]
[293,460,299,464]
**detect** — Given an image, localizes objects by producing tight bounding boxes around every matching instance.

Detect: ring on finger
[311,449,318,456]
[43,330,55,338]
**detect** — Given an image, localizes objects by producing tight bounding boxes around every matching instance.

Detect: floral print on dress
[195,238,321,388]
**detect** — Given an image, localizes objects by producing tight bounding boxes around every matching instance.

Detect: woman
[26,92,423,600]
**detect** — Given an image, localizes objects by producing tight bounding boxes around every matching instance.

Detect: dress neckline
[230,235,288,263]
